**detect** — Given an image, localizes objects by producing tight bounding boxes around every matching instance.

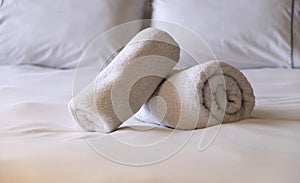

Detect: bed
[0,65,299,183]
[1,0,300,182]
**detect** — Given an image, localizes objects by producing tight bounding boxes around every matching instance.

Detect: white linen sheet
[0,65,300,183]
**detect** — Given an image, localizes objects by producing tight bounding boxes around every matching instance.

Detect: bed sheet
[0,65,300,183]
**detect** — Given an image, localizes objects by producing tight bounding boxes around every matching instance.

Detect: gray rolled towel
[69,28,180,133]
[135,61,255,130]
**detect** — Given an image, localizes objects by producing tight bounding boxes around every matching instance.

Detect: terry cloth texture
[69,28,180,133]
[135,61,255,130]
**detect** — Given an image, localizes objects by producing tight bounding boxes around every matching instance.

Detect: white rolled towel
[69,28,180,133]
[135,61,255,130]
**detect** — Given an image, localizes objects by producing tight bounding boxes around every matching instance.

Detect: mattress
[0,65,300,183]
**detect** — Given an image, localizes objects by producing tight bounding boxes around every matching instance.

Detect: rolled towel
[135,61,255,130]
[69,28,180,133]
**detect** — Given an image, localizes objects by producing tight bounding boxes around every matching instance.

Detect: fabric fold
[135,61,255,130]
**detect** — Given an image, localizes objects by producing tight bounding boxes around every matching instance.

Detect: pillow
[151,0,293,69]
[294,0,300,68]
[0,0,147,68]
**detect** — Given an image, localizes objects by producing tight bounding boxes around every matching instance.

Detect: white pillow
[151,0,293,69]
[294,0,300,68]
[0,0,146,68]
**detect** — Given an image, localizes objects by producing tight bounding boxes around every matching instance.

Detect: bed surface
[0,65,300,183]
